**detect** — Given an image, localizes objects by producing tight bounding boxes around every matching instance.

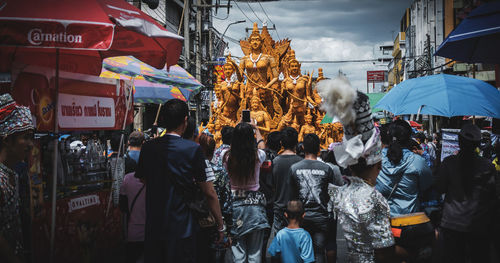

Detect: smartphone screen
[242,110,250,123]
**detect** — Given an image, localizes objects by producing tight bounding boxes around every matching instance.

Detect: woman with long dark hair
[223,122,269,262]
[435,123,497,263]
[376,120,433,215]
[375,120,434,261]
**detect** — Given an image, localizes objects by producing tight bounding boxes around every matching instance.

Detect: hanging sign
[58,94,115,129]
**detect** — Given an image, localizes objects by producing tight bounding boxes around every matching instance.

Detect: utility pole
[184,0,190,70]
[196,0,202,81]
[195,0,202,125]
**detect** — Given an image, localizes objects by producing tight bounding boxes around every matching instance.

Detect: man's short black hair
[303,133,320,154]
[221,126,234,145]
[111,132,127,152]
[266,131,282,152]
[281,127,298,150]
[128,131,145,147]
[159,99,188,131]
[285,200,304,220]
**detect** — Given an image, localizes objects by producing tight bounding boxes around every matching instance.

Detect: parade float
[207,22,343,148]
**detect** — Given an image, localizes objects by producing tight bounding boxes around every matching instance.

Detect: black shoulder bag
[163,137,215,228]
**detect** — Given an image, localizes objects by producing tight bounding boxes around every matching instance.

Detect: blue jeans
[271,212,287,238]
[303,219,337,263]
[231,229,266,263]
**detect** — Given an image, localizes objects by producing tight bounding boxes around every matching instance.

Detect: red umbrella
[0,0,183,75]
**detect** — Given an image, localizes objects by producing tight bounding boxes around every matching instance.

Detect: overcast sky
[212,0,413,92]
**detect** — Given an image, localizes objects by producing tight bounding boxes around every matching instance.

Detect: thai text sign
[58,93,115,129]
[67,194,101,213]
[367,71,386,82]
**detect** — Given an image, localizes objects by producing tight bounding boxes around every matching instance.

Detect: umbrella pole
[49,48,60,263]
[154,103,162,125]
[106,81,134,217]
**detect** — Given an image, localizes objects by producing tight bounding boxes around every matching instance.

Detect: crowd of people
[117,96,498,263]
[0,84,499,263]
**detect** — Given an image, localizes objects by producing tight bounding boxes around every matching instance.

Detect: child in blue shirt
[268,200,315,263]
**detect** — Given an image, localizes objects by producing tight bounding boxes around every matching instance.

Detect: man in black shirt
[289,133,342,263]
[135,99,223,262]
[271,127,303,236]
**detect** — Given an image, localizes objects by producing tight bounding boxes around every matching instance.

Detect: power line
[212,11,230,20]
[256,0,280,40]
[224,35,241,44]
[246,1,263,23]
[233,0,254,23]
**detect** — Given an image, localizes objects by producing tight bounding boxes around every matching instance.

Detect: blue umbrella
[375,74,500,118]
[434,1,500,64]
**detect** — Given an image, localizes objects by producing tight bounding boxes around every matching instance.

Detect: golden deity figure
[298,110,317,142]
[214,74,223,102]
[277,101,304,132]
[213,120,223,147]
[208,22,345,147]
[249,90,272,135]
[311,67,325,127]
[218,55,242,124]
[238,23,278,104]
[281,56,316,128]
[319,122,344,149]
[238,23,289,125]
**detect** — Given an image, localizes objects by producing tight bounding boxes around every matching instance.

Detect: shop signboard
[11,66,133,131]
[58,94,116,129]
[367,70,386,82]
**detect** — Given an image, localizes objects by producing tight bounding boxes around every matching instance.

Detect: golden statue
[214,121,223,147]
[319,122,344,149]
[298,110,317,142]
[238,23,288,125]
[250,90,272,134]
[207,23,344,148]
[281,56,314,127]
[218,56,242,124]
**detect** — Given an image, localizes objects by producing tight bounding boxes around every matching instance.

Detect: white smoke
[316,75,358,126]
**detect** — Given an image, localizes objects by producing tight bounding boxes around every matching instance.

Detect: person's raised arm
[251,119,266,149]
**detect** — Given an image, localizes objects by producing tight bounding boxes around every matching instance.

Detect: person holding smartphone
[222,120,270,262]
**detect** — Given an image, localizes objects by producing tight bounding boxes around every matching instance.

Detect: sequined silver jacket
[333,176,395,263]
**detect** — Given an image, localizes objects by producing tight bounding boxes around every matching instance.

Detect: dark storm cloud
[213,0,412,90]
[224,0,411,43]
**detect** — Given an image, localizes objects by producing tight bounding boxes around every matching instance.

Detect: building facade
[387,0,497,88]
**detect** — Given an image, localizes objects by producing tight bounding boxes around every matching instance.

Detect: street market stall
[11,66,134,262]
